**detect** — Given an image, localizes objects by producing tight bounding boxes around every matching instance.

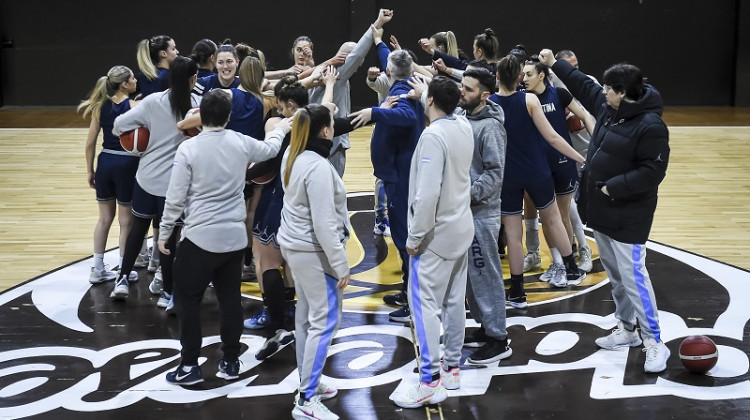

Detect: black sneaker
[383,291,407,306]
[166,365,204,386]
[566,268,586,286]
[506,287,528,309]
[467,338,512,365]
[216,359,240,380]
[464,327,488,348]
[255,329,295,360]
[388,305,411,322]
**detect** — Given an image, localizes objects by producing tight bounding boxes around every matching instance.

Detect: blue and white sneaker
[109,276,129,301]
[165,294,176,316]
[244,306,270,329]
[388,305,411,323]
[216,359,240,380]
[89,266,117,284]
[255,329,295,360]
[373,219,391,237]
[157,291,172,308]
[166,365,203,386]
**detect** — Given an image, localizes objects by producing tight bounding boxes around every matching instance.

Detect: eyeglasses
[603,85,614,93]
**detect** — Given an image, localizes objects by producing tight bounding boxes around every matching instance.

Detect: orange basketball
[119,127,150,155]
[565,108,585,132]
[248,161,277,185]
[182,108,202,137]
[679,335,718,374]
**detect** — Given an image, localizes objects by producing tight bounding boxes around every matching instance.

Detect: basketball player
[391,76,474,408]
[539,49,671,373]
[190,39,217,78]
[135,35,178,98]
[192,43,240,96]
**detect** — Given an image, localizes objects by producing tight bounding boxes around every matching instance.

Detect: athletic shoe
[467,337,512,365]
[157,291,172,308]
[243,306,270,329]
[540,263,565,282]
[166,365,203,386]
[292,395,339,420]
[440,362,460,390]
[565,268,586,286]
[506,287,528,309]
[216,359,240,380]
[373,219,391,237]
[126,270,139,283]
[548,265,568,288]
[109,276,129,301]
[241,263,256,281]
[165,295,176,316]
[388,305,411,323]
[578,246,593,272]
[383,291,407,306]
[522,252,542,272]
[255,329,295,360]
[89,266,117,284]
[134,252,150,269]
[391,380,447,409]
[595,324,642,350]
[643,339,670,373]
[463,327,488,348]
[149,276,163,295]
[148,258,160,273]
[316,382,338,400]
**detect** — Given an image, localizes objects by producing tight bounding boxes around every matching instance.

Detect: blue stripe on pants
[632,244,660,342]
[305,273,339,400]
[409,255,432,383]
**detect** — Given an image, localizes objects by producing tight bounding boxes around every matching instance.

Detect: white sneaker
[134,252,150,268]
[316,382,338,400]
[157,291,172,308]
[89,266,117,284]
[440,362,460,390]
[292,395,339,420]
[548,265,568,287]
[643,339,670,373]
[578,246,593,272]
[149,276,163,295]
[522,252,542,272]
[391,380,447,409]
[595,324,642,350]
[126,271,138,282]
[110,277,129,301]
[540,262,564,282]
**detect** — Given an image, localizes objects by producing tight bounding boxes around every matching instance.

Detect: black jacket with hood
[551,59,670,244]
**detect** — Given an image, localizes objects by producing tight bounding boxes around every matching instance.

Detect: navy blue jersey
[197,68,214,78]
[193,74,239,96]
[489,92,550,183]
[225,88,265,139]
[136,68,169,98]
[535,86,575,166]
[99,99,132,151]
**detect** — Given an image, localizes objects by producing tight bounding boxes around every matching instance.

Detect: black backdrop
[0,0,747,107]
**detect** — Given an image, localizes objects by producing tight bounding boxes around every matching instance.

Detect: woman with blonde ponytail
[78,65,139,284]
[276,103,350,419]
[135,35,178,98]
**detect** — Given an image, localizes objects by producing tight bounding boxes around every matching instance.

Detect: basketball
[119,127,150,155]
[679,335,718,374]
[565,108,585,132]
[182,108,202,137]
[248,161,277,185]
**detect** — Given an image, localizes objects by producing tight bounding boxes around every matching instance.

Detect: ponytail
[445,31,458,58]
[497,55,521,91]
[78,65,132,121]
[284,108,311,187]
[137,39,158,80]
[168,56,198,120]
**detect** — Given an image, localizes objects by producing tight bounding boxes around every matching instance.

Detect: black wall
[0,0,746,108]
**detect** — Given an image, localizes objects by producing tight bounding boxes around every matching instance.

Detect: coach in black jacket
[540,49,671,374]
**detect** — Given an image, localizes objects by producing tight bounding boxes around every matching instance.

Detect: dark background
[1,0,748,108]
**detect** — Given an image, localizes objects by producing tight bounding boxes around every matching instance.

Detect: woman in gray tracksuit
[277,104,350,420]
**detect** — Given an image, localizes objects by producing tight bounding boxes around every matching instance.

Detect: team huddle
[78,8,671,420]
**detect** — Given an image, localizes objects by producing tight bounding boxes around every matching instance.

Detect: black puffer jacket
[551,60,669,244]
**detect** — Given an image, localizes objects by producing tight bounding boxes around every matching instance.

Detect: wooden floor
[0,107,749,290]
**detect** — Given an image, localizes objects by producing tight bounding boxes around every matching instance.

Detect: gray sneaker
[523,252,542,272]
[540,262,564,282]
[548,265,568,287]
[595,324,642,350]
[149,276,163,295]
[110,277,129,301]
[578,246,593,272]
[89,266,117,284]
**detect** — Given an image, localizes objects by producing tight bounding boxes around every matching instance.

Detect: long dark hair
[168,56,198,120]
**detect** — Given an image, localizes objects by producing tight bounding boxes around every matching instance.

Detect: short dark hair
[555,49,575,60]
[200,89,232,127]
[463,68,496,93]
[603,63,645,100]
[428,76,460,115]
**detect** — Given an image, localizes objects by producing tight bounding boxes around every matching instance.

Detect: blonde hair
[77,65,132,121]
[284,108,311,187]
[137,35,172,80]
[239,56,274,115]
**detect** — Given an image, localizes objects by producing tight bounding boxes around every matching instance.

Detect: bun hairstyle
[274,75,309,107]
[78,65,133,121]
[508,44,528,65]
[137,35,172,80]
[523,54,550,83]
[497,54,521,91]
[474,28,500,61]
[190,39,217,66]
[284,104,331,186]
[236,43,267,70]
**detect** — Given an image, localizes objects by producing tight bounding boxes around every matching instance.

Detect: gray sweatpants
[281,248,343,401]
[466,216,508,340]
[408,249,467,383]
[594,230,662,342]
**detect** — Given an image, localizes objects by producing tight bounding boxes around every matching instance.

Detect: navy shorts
[131,181,166,221]
[95,152,138,204]
[501,175,556,215]
[548,157,579,196]
[252,181,283,248]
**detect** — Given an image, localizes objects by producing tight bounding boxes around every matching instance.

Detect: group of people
[78,8,671,419]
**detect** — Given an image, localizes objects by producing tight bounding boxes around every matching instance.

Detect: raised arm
[540,48,605,116]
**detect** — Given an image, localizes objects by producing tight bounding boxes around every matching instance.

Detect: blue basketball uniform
[95,99,139,204]
[535,86,579,195]
[136,68,169,98]
[192,74,239,96]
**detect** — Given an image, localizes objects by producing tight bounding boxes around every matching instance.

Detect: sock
[510,273,524,290]
[524,219,540,253]
[119,256,124,268]
[562,253,578,274]
[284,287,296,302]
[151,244,160,264]
[550,247,563,265]
[244,247,253,266]
[94,253,105,271]
[569,200,587,250]
[262,269,285,335]
[430,372,440,383]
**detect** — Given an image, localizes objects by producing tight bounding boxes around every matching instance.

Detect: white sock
[94,253,105,271]
[151,243,160,263]
[550,248,563,265]
[119,256,124,268]
[569,200,587,250]
[524,218,540,253]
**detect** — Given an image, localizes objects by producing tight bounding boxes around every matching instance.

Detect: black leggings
[121,215,178,293]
